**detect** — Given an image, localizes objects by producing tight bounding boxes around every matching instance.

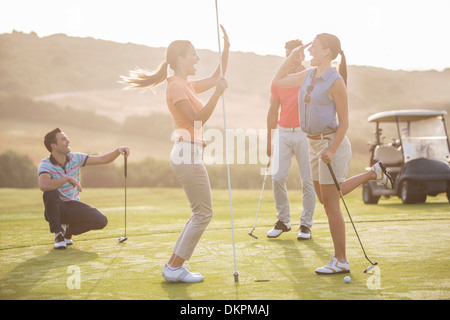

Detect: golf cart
[362,109,450,204]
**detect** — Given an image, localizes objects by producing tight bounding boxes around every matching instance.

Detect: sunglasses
[304,85,314,104]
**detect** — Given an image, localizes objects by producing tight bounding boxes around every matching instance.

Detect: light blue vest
[298,67,343,135]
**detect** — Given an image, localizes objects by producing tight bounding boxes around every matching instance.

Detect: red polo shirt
[270,83,301,128]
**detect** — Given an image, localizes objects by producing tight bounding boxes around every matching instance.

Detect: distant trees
[80,157,267,189]
[0,150,37,188]
[80,158,300,190]
[0,150,304,190]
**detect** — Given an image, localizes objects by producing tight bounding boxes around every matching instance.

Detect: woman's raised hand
[220,25,230,49]
[289,42,312,61]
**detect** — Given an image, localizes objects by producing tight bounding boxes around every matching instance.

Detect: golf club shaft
[215,0,238,281]
[251,160,271,230]
[326,163,376,266]
[124,154,127,237]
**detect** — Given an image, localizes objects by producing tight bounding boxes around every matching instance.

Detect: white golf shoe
[162,264,204,283]
[297,225,312,240]
[315,256,350,275]
[267,220,291,238]
[54,232,66,250]
[369,161,394,189]
[62,224,73,245]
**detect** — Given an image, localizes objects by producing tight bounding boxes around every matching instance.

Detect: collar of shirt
[49,153,70,166]
[310,67,336,83]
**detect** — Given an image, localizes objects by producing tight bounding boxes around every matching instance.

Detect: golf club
[248,158,271,239]
[215,0,238,282]
[326,163,378,273]
[118,153,128,243]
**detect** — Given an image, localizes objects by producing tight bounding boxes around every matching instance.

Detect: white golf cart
[362,109,450,204]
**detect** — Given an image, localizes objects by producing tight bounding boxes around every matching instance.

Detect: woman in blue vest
[273,33,393,274]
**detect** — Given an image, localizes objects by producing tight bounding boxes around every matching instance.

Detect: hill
[1,31,449,169]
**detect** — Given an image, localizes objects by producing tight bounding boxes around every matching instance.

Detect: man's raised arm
[85,146,130,166]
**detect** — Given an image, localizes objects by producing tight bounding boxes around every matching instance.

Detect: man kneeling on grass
[37,128,130,249]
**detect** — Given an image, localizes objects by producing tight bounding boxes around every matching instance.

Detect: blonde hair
[121,40,193,89]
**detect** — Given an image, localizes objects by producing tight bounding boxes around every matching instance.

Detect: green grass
[0,187,449,300]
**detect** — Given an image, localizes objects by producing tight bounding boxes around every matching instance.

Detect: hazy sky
[1,0,449,71]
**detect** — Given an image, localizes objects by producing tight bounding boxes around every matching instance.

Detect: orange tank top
[166,76,204,142]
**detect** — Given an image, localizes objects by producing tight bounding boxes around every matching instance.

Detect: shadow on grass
[377,201,449,207]
[270,238,330,272]
[268,239,386,299]
[0,248,98,299]
[160,281,196,300]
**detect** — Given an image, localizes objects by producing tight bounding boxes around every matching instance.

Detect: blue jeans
[43,190,108,235]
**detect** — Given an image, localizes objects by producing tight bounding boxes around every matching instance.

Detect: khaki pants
[169,142,213,260]
[272,128,316,228]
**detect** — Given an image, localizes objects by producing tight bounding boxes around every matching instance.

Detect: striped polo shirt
[38,152,89,201]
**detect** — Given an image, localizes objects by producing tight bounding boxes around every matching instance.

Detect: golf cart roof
[368,110,447,123]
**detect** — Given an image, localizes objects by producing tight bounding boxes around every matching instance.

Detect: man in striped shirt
[38,128,130,249]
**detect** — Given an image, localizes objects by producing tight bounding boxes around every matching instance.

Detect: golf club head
[248,232,258,239]
[118,236,128,243]
[364,261,378,273]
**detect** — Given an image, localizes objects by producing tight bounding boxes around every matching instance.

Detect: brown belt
[306,131,336,140]
[278,126,302,132]
[177,137,207,148]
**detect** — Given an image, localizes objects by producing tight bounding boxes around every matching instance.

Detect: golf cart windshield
[399,116,450,163]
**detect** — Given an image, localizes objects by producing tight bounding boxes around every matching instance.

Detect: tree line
[0,150,305,190]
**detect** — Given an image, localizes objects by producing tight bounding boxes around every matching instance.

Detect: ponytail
[121,40,193,90]
[316,33,347,86]
[339,50,347,87]
[121,61,169,89]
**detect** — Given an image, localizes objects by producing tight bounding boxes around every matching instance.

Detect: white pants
[272,129,316,229]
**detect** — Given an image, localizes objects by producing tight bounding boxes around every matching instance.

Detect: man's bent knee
[96,214,108,230]
[43,190,59,202]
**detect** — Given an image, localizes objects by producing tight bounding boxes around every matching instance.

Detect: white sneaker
[54,232,66,250]
[297,225,311,240]
[315,256,350,274]
[267,220,291,238]
[369,161,393,189]
[162,264,204,283]
[62,224,73,245]
[163,264,201,277]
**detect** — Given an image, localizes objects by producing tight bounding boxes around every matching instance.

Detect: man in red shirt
[266,40,316,240]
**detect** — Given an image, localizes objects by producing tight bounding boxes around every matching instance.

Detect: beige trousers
[169,141,213,260]
[307,134,352,185]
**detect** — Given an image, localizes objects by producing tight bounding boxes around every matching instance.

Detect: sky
[1,0,450,71]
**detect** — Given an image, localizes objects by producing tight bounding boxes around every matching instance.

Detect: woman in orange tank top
[122,26,230,283]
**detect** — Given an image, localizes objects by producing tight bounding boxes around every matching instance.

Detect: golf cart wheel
[400,180,426,204]
[363,183,380,204]
[447,184,450,203]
